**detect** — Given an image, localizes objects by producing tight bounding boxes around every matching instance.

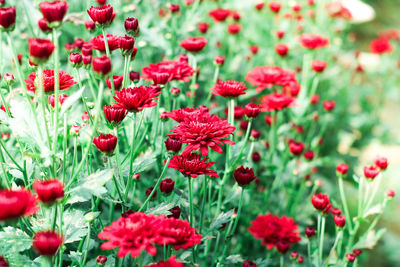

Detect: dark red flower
[119,35,135,55]
[234,166,256,186]
[69,53,83,67]
[129,71,140,82]
[85,20,96,31]
[370,37,393,54]
[299,34,329,49]
[208,8,230,22]
[305,227,315,238]
[33,179,64,204]
[331,208,342,216]
[0,188,38,221]
[157,217,202,250]
[93,134,117,154]
[275,43,289,57]
[145,256,184,267]
[244,103,261,118]
[98,212,164,258]
[124,17,139,36]
[375,156,388,170]
[211,80,247,98]
[25,70,76,93]
[92,55,112,77]
[168,206,181,219]
[28,38,55,65]
[33,231,63,257]
[312,60,327,73]
[38,18,52,32]
[198,22,209,33]
[96,256,107,265]
[168,153,218,178]
[90,34,121,52]
[289,140,305,155]
[160,179,175,195]
[245,66,299,93]
[311,193,330,212]
[104,104,127,126]
[248,214,301,253]
[363,165,380,180]
[82,43,92,55]
[165,136,182,154]
[261,93,296,111]
[0,256,8,267]
[87,5,116,27]
[346,253,355,262]
[39,1,68,25]
[142,60,194,83]
[0,6,16,31]
[169,111,235,156]
[145,187,157,199]
[243,260,257,267]
[180,37,207,53]
[334,215,346,228]
[106,75,124,91]
[113,85,161,112]
[304,150,314,161]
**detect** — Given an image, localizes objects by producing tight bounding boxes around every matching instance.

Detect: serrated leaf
[363,204,383,218]
[0,227,32,254]
[145,202,174,215]
[67,169,114,204]
[354,228,386,249]
[63,210,89,244]
[225,254,243,264]
[209,209,234,232]
[61,86,85,114]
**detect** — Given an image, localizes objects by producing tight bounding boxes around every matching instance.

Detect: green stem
[231,187,244,235]
[101,28,115,94]
[52,28,60,176]
[51,205,58,231]
[62,114,67,184]
[80,223,91,266]
[319,215,326,266]
[38,66,52,152]
[188,177,194,226]
[338,177,353,232]
[189,55,197,107]
[199,177,208,234]
[233,120,252,166]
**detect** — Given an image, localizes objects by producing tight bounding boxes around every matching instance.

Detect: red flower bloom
[98,212,164,258]
[336,163,349,176]
[87,5,116,27]
[104,104,127,126]
[165,107,208,122]
[124,17,139,36]
[228,23,241,34]
[245,66,299,93]
[198,22,209,33]
[160,179,175,195]
[370,37,393,54]
[33,231,63,257]
[243,260,257,267]
[39,1,68,24]
[260,93,296,111]
[28,38,55,65]
[169,112,235,156]
[334,215,346,228]
[48,94,68,108]
[119,35,135,55]
[248,214,301,253]
[69,53,83,67]
[113,85,161,112]
[234,166,256,186]
[142,60,195,83]
[25,70,76,93]
[312,60,327,73]
[311,193,330,212]
[299,34,329,49]
[269,2,282,13]
[93,134,117,154]
[275,44,289,57]
[168,153,218,178]
[93,55,112,76]
[180,37,208,53]
[0,188,38,221]
[157,217,202,250]
[145,256,184,267]
[208,8,230,22]
[211,80,247,98]
[38,18,52,33]
[323,100,336,111]
[33,179,64,204]
[165,136,183,154]
[0,6,16,31]
[375,156,388,170]
[90,34,121,52]
[106,75,124,91]
[289,140,305,155]
[244,103,261,118]
[363,165,380,179]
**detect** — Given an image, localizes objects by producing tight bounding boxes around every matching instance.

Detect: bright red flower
[228,23,241,34]
[334,215,346,228]
[48,94,68,108]
[336,163,349,176]
[312,60,327,73]
[180,37,207,53]
[33,231,63,256]
[245,66,299,93]
[0,188,38,221]
[93,134,117,154]
[248,214,301,253]
[370,37,393,54]
[260,93,296,111]
[269,2,282,13]
[92,55,112,76]
[33,179,64,204]
[289,140,305,155]
[169,111,235,156]
[375,156,388,170]
[98,212,165,258]
[198,22,209,33]
[28,38,55,65]
[165,107,208,122]
[323,100,336,111]
[168,153,219,178]
[145,256,184,267]
[363,165,380,179]
[90,34,121,52]
[106,75,124,90]
[25,70,76,93]
[208,8,230,22]
[0,6,16,31]
[113,85,161,112]
[142,60,195,83]
[275,44,289,57]
[39,1,68,24]
[299,34,329,49]
[104,104,127,126]
[211,80,246,98]
[87,5,116,27]
[157,217,202,250]
[311,193,330,212]
[38,18,52,33]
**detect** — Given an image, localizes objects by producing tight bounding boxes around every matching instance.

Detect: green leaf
[61,86,85,114]
[63,210,89,244]
[0,227,32,254]
[145,202,174,215]
[209,209,234,232]
[354,228,386,249]
[363,204,383,218]
[67,169,114,204]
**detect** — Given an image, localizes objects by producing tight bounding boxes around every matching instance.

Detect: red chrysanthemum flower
[25,69,76,93]
[248,214,301,254]
[157,217,202,250]
[90,34,121,52]
[145,256,184,267]
[180,37,208,53]
[98,212,165,258]
[0,6,16,31]
[299,34,329,49]
[0,188,39,222]
[245,66,299,93]
[142,60,195,83]
[211,80,247,98]
[208,8,231,22]
[168,153,219,178]
[169,112,235,156]
[370,37,393,54]
[33,179,64,204]
[104,104,128,126]
[87,4,116,27]
[260,93,296,111]
[113,85,161,112]
[164,107,209,123]
[39,1,68,24]
[106,75,124,90]
[33,230,63,257]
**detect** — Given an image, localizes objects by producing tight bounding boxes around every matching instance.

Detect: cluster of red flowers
[98,212,201,258]
[142,60,195,83]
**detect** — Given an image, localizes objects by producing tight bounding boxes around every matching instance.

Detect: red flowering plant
[0,1,397,267]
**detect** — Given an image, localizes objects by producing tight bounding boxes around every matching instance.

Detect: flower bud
[168,206,181,219]
[69,53,83,68]
[386,189,395,198]
[39,1,68,28]
[33,179,64,204]
[323,100,335,112]
[215,55,225,66]
[38,17,51,33]
[250,129,261,140]
[85,20,96,32]
[104,104,127,126]
[252,151,261,163]
[375,156,388,170]
[244,103,261,119]
[289,140,305,156]
[346,253,355,262]
[171,87,180,96]
[3,73,15,85]
[311,193,330,212]
[305,227,315,238]
[363,165,380,180]
[165,136,182,154]
[145,187,157,199]
[87,5,116,28]
[304,150,314,161]
[28,38,55,65]
[312,60,327,73]
[124,17,139,36]
[160,178,175,195]
[93,134,117,154]
[331,208,342,216]
[132,173,141,180]
[119,35,135,56]
[198,22,209,33]
[92,55,111,77]
[275,43,289,57]
[234,166,256,187]
[33,231,63,257]
[129,71,140,82]
[96,255,107,266]
[336,163,349,177]
[290,251,299,260]
[334,215,346,228]
[0,6,16,32]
